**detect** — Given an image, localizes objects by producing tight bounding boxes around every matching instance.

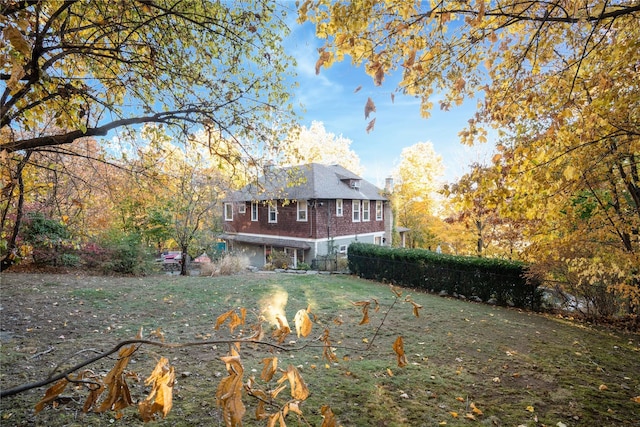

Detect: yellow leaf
[471,402,483,415]
[526,405,535,412]
[320,405,337,427]
[456,396,465,402]
[279,365,309,401]
[387,368,394,377]
[138,357,175,421]
[294,308,313,338]
[599,384,608,391]
[393,336,408,367]
[563,165,576,180]
[465,413,476,420]
[3,26,31,56]
[449,411,458,418]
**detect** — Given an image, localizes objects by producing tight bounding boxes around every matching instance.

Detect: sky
[282,14,497,188]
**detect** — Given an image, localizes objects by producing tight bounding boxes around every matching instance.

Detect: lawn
[0,272,638,426]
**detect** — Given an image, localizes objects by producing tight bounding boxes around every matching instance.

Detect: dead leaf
[598,384,608,391]
[216,355,246,425]
[279,365,309,401]
[354,85,362,93]
[320,405,337,427]
[293,308,312,338]
[315,49,331,75]
[35,378,70,413]
[364,97,376,119]
[138,357,175,421]
[631,396,640,403]
[393,336,408,367]
[366,118,376,133]
[261,357,278,382]
[95,345,136,413]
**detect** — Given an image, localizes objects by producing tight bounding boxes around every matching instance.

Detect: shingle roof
[228,163,387,202]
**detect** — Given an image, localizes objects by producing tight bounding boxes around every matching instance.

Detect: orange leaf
[393,336,408,367]
[364,97,376,119]
[410,301,423,318]
[631,396,640,403]
[138,357,175,421]
[315,50,331,75]
[320,405,337,427]
[35,377,69,413]
[294,308,313,338]
[95,345,136,413]
[216,355,246,425]
[279,365,309,401]
[261,357,278,382]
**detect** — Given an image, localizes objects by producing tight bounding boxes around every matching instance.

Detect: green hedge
[348,243,542,310]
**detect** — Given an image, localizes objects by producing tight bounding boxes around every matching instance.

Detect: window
[268,204,278,223]
[238,203,246,214]
[297,200,308,221]
[362,200,370,221]
[251,202,259,221]
[352,200,360,222]
[224,203,233,221]
[374,236,382,245]
[376,200,383,221]
[336,199,343,216]
[339,245,348,254]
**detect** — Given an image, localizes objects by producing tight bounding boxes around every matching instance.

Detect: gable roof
[228,163,387,202]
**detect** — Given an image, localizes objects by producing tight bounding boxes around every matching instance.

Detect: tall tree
[391,142,443,249]
[1,0,297,270]
[299,0,640,313]
[279,121,363,174]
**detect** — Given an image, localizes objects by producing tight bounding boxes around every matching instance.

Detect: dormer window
[350,179,361,189]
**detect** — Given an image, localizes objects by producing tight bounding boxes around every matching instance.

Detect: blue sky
[283,18,497,187]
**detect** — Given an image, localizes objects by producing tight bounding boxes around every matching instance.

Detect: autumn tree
[279,120,364,174]
[299,0,640,315]
[1,0,297,270]
[390,142,443,249]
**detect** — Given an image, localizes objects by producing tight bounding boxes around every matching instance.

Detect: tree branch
[0,338,288,398]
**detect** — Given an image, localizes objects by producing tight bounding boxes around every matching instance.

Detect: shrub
[99,231,154,275]
[348,243,541,310]
[268,250,290,269]
[199,253,250,276]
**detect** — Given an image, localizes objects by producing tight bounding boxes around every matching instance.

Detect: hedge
[347,243,542,311]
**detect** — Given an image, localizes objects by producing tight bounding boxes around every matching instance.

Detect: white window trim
[251,202,259,221]
[352,200,360,222]
[268,204,278,223]
[336,199,343,216]
[297,200,308,222]
[376,200,383,221]
[238,203,246,214]
[362,200,370,222]
[224,202,233,221]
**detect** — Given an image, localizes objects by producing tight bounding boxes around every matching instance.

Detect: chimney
[384,177,394,193]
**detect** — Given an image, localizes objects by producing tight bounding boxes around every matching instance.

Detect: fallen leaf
[449,411,458,418]
[599,384,608,391]
[526,405,534,412]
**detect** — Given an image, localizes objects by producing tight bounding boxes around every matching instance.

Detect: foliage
[390,142,444,249]
[298,0,640,316]
[1,0,298,270]
[348,243,542,310]
[200,252,250,276]
[279,121,364,175]
[268,250,291,269]
[20,211,77,266]
[98,230,154,276]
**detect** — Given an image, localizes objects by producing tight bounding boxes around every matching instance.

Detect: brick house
[220,163,392,268]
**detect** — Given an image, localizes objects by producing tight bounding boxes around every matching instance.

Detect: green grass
[1,272,638,426]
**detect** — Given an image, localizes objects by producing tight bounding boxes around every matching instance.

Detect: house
[220,163,392,268]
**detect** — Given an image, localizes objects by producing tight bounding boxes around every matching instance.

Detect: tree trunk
[0,151,32,272]
[180,245,188,276]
